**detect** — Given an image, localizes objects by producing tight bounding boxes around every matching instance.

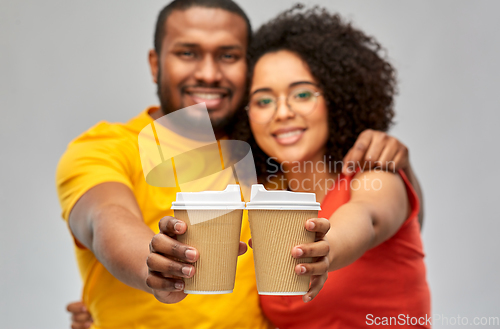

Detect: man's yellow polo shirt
[56,107,273,329]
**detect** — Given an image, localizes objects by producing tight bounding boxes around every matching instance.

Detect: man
[59,1,424,328]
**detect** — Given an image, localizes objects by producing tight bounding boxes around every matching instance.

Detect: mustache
[180,85,233,98]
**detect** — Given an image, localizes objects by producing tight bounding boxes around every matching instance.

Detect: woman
[232,5,430,329]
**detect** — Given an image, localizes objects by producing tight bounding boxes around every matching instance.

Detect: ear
[148,49,159,84]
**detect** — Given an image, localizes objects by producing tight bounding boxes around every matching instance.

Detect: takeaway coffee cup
[246,184,321,295]
[171,185,245,294]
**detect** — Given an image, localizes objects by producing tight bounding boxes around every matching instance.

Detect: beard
[156,67,240,133]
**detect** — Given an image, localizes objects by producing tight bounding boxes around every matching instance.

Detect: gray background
[1,0,499,328]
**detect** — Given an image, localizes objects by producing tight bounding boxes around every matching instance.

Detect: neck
[282,154,339,204]
[149,107,227,140]
[214,129,228,140]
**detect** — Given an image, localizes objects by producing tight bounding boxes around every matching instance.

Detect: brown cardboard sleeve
[175,209,243,293]
[249,210,317,294]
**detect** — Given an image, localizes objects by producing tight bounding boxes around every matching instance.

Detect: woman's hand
[292,217,331,303]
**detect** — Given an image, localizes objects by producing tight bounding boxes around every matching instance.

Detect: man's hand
[341,129,425,230]
[292,218,331,303]
[146,216,248,304]
[66,301,92,329]
[342,129,409,175]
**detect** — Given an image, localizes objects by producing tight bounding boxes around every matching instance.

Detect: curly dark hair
[231,4,397,182]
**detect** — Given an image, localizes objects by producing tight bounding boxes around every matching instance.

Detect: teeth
[191,93,223,100]
[276,130,303,139]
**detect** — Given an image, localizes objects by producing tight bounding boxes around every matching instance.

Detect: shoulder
[351,169,405,192]
[349,170,408,211]
[57,121,141,179]
[64,121,140,159]
[72,121,137,146]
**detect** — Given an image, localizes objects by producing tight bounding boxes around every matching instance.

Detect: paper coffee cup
[246,184,321,295]
[171,185,245,294]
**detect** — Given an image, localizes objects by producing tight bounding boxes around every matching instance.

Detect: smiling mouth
[189,92,224,100]
[183,89,230,109]
[272,128,306,145]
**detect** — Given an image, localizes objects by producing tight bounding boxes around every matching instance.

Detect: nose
[193,55,222,85]
[273,96,295,121]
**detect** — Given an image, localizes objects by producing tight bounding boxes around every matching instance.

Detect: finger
[238,241,247,256]
[71,322,91,329]
[153,288,187,304]
[375,138,399,170]
[391,146,409,172]
[146,271,185,291]
[248,238,253,249]
[292,240,330,259]
[71,319,92,329]
[67,301,87,313]
[146,253,195,278]
[305,218,330,239]
[363,132,388,170]
[342,129,374,175]
[158,216,186,237]
[303,273,328,302]
[341,149,354,175]
[149,233,199,263]
[71,312,92,323]
[295,256,329,276]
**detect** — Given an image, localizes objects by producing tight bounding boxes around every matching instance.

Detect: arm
[68,182,154,293]
[342,129,425,230]
[326,170,409,271]
[69,182,201,304]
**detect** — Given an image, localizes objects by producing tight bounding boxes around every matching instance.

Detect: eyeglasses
[246,84,323,124]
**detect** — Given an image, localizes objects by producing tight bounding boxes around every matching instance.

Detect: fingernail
[85,322,92,328]
[174,281,184,290]
[174,221,182,233]
[300,266,307,274]
[81,306,87,312]
[185,249,196,262]
[295,248,304,257]
[182,266,193,277]
[307,221,315,230]
[304,296,312,303]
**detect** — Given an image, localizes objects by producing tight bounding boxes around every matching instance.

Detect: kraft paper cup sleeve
[175,209,243,294]
[249,209,317,295]
[246,184,321,295]
[171,185,245,294]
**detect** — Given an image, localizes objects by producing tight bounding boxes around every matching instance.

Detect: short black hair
[154,0,252,54]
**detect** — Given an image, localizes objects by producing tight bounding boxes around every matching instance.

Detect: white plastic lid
[245,184,321,210]
[171,184,245,210]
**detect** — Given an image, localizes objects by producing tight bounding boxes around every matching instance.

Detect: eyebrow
[172,43,243,51]
[219,45,243,51]
[173,42,199,48]
[251,81,318,95]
